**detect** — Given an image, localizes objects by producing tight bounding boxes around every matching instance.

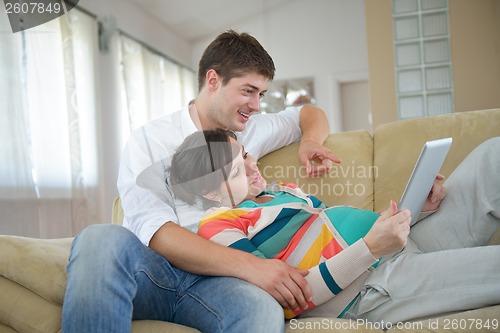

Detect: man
[62,30,342,333]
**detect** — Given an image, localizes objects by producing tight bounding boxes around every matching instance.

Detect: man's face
[208,72,269,132]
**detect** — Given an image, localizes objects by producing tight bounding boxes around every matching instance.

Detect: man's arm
[149,222,312,312]
[298,105,342,177]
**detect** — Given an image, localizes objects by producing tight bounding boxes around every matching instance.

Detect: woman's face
[218,138,267,206]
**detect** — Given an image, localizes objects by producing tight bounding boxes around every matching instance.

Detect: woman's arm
[198,205,377,318]
[285,202,411,318]
[284,238,378,319]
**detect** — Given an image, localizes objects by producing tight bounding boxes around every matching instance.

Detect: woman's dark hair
[169,129,237,208]
[197,29,275,91]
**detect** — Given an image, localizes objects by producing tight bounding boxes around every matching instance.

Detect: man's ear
[203,191,222,203]
[205,69,220,91]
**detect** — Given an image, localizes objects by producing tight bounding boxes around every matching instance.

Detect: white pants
[309,137,500,323]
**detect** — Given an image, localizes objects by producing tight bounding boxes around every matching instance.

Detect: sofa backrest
[113,196,124,225]
[113,108,500,227]
[258,130,375,210]
[373,108,500,212]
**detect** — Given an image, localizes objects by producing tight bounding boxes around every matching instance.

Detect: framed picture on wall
[260,77,315,114]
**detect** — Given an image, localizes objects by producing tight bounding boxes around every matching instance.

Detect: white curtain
[0,10,104,238]
[119,34,196,132]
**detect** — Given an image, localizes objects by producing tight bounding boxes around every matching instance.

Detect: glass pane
[393,0,452,120]
[427,93,452,115]
[424,39,450,63]
[393,0,418,13]
[395,16,419,40]
[398,69,422,93]
[422,13,448,37]
[422,0,447,11]
[396,43,421,66]
[400,96,425,118]
[426,66,451,90]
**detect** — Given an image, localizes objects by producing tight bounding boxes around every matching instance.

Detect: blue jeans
[62,224,285,333]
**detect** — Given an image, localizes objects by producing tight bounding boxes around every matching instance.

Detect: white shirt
[117,105,303,245]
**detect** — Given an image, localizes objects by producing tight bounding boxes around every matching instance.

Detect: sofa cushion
[259,130,375,210]
[0,276,62,333]
[0,324,18,333]
[0,235,71,305]
[373,109,500,212]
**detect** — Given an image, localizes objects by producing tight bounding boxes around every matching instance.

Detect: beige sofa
[1,109,500,333]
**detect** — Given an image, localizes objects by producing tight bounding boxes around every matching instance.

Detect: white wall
[192,0,368,132]
[79,0,192,67]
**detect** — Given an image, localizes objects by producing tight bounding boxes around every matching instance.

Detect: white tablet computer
[399,137,452,225]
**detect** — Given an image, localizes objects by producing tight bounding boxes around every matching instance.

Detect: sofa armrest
[0,236,71,305]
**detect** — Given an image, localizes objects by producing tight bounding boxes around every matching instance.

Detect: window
[393,0,453,119]
[119,34,196,132]
[0,9,102,237]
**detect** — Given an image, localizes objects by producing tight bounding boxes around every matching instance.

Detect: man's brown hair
[197,30,275,91]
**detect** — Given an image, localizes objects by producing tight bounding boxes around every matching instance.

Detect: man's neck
[188,101,203,130]
[190,98,219,131]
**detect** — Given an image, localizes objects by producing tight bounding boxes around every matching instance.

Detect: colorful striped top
[198,182,380,318]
